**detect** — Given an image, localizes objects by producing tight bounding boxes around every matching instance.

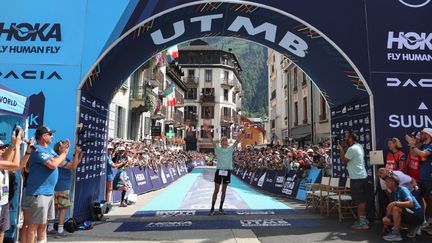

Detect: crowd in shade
[106,139,202,169]
[233,143,332,177]
[105,139,205,207]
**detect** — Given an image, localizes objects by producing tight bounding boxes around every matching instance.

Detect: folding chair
[326,178,358,222]
[309,176,331,213]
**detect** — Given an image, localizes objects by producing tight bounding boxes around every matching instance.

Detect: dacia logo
[0,23,61,41]
[0,70,62,80]
[386,78,432,88]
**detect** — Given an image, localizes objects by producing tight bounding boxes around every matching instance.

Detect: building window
[224,71,229,81]
[202,88,214,96]
[293,68,298,92]
[271,119,275,129]
[185,106,197,121]
[205,69,212,82]
[186,88,197,100]
[188,69,195,78]
[294,102,299,126]
[221,126,231,139]
[270,89,276,100]
[223,107,230,116]
[302,72,307,86]
[232,93,236,103]
[245,133,252,139]
[116,106,125,138]
[224,89,229,101]
[200,125,214,138]
[201,106,214,119]
[320,95,327,121]
[303,97,308,124]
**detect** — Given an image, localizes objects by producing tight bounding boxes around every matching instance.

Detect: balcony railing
[174,110,184,125]
[221,79,235,87]
[175,90,184,107]
[151,106,167,120]
[182,77,199,87]
[236,102,242,110]
[200,95,215,103]
[129,85,145,100]
[184,114,198,124]
[220,115,234,124]
[234,83,241,93]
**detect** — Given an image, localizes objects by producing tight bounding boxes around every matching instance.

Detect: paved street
[48,167,431,242]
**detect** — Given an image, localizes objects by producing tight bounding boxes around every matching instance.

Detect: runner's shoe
[383,230,402,241]
[208,210,215,216]
[218,209,226,215]
[351,220,369,230]
[407,226,421,238]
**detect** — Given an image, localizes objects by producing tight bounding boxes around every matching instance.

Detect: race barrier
[112,161,202,202]
[234,165,322,201]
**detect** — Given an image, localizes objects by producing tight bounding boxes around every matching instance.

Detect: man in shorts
[204,124,244,215]
[382,172,424,241]
[47,143,83,236]
[26,126,70,243]
[338,131,369,229]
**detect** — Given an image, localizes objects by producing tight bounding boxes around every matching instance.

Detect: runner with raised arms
[204,123,244,216]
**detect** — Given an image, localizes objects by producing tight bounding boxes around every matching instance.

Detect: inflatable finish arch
[1,0,431,221]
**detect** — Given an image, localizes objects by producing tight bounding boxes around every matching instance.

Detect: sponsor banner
[148,167,163,190]
[371,72,432,150]
[0,1,86,65]
[27,92,45,128]
[281,170,301,197]
[0,86,27,116]
[131,167,153,194]
[366,0,432,73]
[74,92,108,221]
[262,170,278,192]
[160,164,171,185]
[330,98,373,178]
[295,168,322,201]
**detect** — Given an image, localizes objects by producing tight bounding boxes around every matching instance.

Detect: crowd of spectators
[233,143,332,177]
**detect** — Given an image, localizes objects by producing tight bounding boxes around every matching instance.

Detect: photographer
[0,128,23,243]
[26,126,70,243]
[338,131,369,230]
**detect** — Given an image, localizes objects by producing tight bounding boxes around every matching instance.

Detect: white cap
[118,146,126,151]
[422,128,432,138]
[307,149,314,153]
[107,144,114,149]
[0,140,4,146]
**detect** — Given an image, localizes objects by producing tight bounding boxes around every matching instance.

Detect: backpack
[64,218,78,233]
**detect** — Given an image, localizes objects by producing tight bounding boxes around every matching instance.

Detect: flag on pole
[167,45,179,59]
[163,81,176,106]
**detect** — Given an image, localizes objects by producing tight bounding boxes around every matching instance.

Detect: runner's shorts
[0,204,10,232]
[214,169,231,184]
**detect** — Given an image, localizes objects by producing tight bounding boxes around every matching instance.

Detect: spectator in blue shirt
[106,144,122,205]
[26,126,70,243]
[113,162,130,207]
[47,143,83,236]
[382,172,424,241]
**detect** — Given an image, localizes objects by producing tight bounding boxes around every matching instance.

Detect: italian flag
[163,82,176,106]
[167,45,179,59]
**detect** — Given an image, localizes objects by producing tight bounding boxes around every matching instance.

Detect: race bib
[219,170,228,176]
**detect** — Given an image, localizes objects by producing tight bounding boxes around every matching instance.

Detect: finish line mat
[114,218,319,232]
[132,209,296,218]
[136,168,290,213]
